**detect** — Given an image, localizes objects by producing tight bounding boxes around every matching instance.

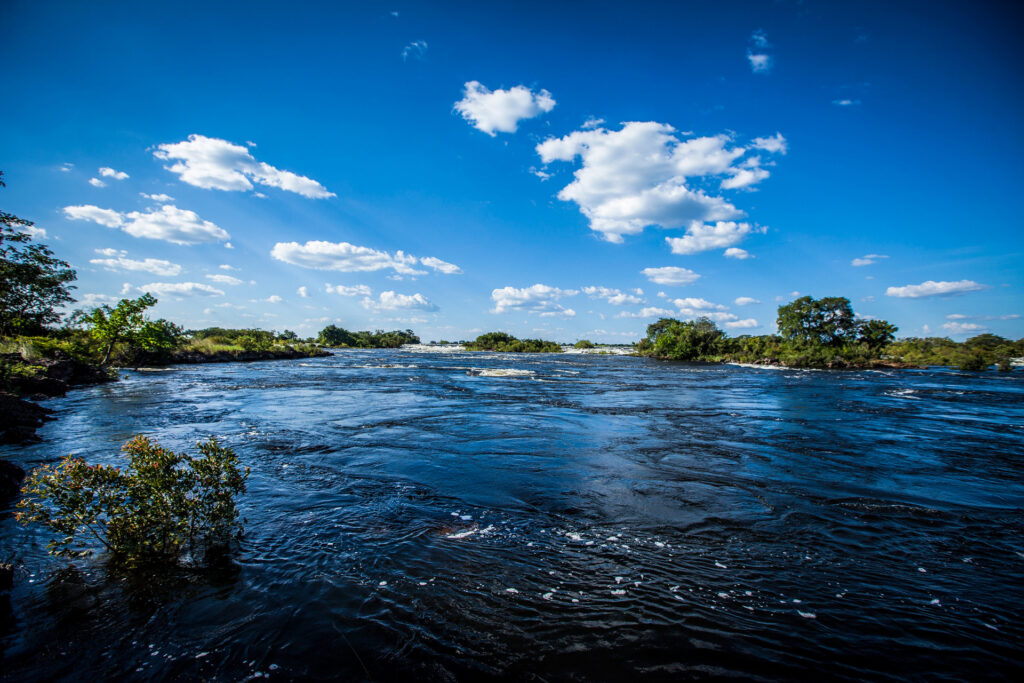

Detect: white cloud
[725,318,759,329]
[89,177,106,188]
[218,264,238,271]
[851,254,888,267]
[536,122,784,243]
[325,284,372,296]
[154,134,334,198]
[206,274,244,285]
[673,297,727,311]
[64,204,229,244]
[751,133,787,154]
[78,293,120,306]
[641,266,701,286]
[454,81,556,136]
[666,221,759,255]
[402,40,428,61]
[297,286,308,298]
[582,286,644,305]
[271,240,430,275]
[943,321,987,335]
[420,256,462,274]
[362,291,438,312]
[832,99,861,107]
[60,163,73,172]
[724,247,752,259]
[886,280,988,298]
[491,284,578,315]
[615,307,675,319]
[266,295,283,303]
[748,53,772,73]
[63,204,124,227]
[99,167,129,180]
[138,282,224,299]
[750,29,770,49]
[25,226,48,239]
[140,192,174,202]
[734,296,760,306]
[582,117,605,129]
[89,249,182,276]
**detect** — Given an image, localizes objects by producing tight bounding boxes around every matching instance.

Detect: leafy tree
[237,329,274,352]
[276,329,298,341]
[0,172,77,336]
[857,319,898,351]
[574,339,595,349]
[465,332,562,353]
[317,324,358,347]
[639,317,725,360]
[16,435,248,567]
[777,296,859,348]
[78,293,177,364]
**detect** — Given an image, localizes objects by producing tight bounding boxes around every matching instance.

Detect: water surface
[2,350,1023,680]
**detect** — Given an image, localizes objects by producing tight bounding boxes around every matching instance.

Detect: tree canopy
[75,293,183,364]
[776,296,859,348]
[0,172,77,336]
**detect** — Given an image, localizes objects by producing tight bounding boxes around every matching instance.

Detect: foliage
[316,324,419,348]
[958,352,990,372]
[857,319,898,350]
[236,329,274,352]
[777,296,859,348]
[1,172,77,336]
[887,335,1023,368]
[465,332,562,353]
[574,339,595,349]
[16,436,248,567]
[637,317,725,360]
[73,293,182,364]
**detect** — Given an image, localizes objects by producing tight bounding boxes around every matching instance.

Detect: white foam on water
[505,588,519,594]
[715,561,727,569]
[798,611,817,619]
[444,524,495,540]
[611,589,627,595]
[471,368,536,378]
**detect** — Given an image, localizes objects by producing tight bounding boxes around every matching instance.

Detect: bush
[16,436,248,567]
[958,353,989,372]
[574,339,595,349]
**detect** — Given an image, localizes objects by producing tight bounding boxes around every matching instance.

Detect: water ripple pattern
[2,350,1023,680]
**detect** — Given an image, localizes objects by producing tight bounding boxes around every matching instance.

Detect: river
[2,349,1022,680]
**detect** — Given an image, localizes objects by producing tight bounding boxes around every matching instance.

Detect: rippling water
[2,350,1023,681]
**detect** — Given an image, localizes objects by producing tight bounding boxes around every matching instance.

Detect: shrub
[958,353,989,372]
[16,436,248,567]
[574,339,595,349]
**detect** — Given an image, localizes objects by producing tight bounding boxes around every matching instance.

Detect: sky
[2,0,1022,343]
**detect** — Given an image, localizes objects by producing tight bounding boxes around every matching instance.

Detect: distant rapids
[2,349,1022,680]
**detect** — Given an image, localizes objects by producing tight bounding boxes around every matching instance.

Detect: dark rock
[0,392,54,445]
[0,458,26,502]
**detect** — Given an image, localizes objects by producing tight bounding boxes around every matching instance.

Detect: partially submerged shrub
[16,436,248,567]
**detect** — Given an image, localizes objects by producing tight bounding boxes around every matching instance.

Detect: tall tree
[78,293,181,365]
[0,172,77,336]
[776,296,859,348]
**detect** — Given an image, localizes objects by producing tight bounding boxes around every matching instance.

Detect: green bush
[958,353,989,372]
[16,436,248,567]
[574,339,595,349]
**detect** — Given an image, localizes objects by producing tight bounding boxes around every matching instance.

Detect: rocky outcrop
[0,392,55,445]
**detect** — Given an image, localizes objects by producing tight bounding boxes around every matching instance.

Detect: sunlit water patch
[2,351,1023,680]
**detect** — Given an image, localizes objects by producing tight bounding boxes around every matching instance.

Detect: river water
[1,350,1023,681]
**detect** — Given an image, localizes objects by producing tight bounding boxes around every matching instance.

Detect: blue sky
[3,0,1022,342]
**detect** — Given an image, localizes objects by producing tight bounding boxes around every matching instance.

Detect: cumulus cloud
[582,286,644,305]
[734,296,760,306]
[673,297,727,311]
[641,266,701,286]
[206,274,244,285]
[943,321,987,335]
[140,192,174,202]
[89,178,106,188]
[362,291,437,312]
[265,295,283,303]
[886,280,988,298]
[154,134,334,198]
[402,40,428,61]
[60,163,73,172]
[666,221,762,255]
[99,167,129,180]
[747,30,773,73]
[89,248,182,276]
[615,307,675,319]
[297,286,308,298]
[725,318,759,329]
[724,247,752,259]
[325,284,372,296]
[271,240,459,277]
[420,256,462,274]
[64,204,230,244]
[138,282,224,298]
[25,226,47,239]
[491,284,578,316]
[851,254,888,267]
[454,81,556,136]
[63,204,124,227]
[219,264,239,271]
[536,122,784,243]
[78,293,120,306]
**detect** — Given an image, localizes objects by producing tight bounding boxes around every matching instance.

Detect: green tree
[574,339,595,349]
[317,324,358,347]
[16,435,248,567]
[0,172,77,336]
[857,319,898,351]
[79,293,172,365]
[639,317,725,360]
[237,329,274,351]
[777,296,858,348]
